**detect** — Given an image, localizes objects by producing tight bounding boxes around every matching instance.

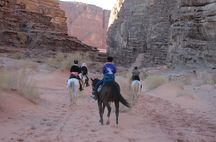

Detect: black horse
[91,78,130,125]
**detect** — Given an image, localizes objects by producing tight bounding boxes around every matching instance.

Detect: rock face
[0,0,98,56]
[60,1,110,49]
[107,0,216,68]
[168,0,216,67]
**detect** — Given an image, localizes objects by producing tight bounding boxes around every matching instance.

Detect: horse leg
[75,82,80,104]
[69,88,73,106]
[86,77,89,86]
[114,101,119,125]
[106,103,111,125]
[98,101,104,125]
[101,103,106,124]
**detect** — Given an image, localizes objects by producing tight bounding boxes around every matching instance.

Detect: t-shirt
[132,69,140,76]
[70,64,81,73]
[103,62,116,75]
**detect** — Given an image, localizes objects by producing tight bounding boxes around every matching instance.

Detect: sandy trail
[0,69,216,142]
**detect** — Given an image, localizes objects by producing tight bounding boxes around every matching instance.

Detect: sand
[0,59,216,142]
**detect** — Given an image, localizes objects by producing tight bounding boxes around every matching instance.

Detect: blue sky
[60,0,116,10]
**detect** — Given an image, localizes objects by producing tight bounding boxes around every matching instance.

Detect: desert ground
[0,57,216,142]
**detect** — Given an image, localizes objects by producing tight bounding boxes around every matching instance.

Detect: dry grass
[10,52,26,59]
[0,67,40,104]
[197,71,216,85]
[139,71,148,80]
[145,75,168,91]
[47,52,91,71]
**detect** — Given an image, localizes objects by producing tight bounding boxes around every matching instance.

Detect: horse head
[91,78,100,88]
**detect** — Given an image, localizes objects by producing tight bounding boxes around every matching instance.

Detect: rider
[92,56,116,100]
[81,63,89,86]
[131,66,140,81]
[69,60,83,91]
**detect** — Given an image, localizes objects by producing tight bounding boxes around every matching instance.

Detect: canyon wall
[168,0,216,67]
[60,1,110,49]
[107,0,216,68]
[0,0,97,57]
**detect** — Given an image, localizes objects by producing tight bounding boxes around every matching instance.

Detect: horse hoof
[99,120,103,125]
[106,121,110,125]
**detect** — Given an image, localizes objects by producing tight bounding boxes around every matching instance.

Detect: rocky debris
[107,0,216,68]
[60,1,110,49]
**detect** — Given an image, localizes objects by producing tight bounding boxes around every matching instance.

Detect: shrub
[145,75,167,91]
[0,68,40,104]
[139,71,148,80]
[47,52,90,71]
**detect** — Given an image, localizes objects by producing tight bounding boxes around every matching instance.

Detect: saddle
[97,80,115,93]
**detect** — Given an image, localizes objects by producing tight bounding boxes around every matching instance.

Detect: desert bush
[196,71,216,85]
[0,68,39,104]
[181,77,192,85]
[0,70,14,90]
[47,52,90,71]
[145,75,167,91]
[116,71,130,78]
[11,52,26,59]
[140,71,148,80]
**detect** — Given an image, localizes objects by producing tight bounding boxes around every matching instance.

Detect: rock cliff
[107,0,216,68]
[60,1,110,49]
[0,0,98,57]
[168,0,216,68]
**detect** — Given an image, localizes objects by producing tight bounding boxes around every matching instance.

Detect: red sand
[0,68,216,142]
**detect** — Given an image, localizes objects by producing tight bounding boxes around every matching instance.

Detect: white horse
[130,80,142,103]
[67,78,80,105]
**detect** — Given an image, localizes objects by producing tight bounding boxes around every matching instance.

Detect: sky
[60,0,116,10]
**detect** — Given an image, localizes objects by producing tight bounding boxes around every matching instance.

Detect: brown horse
[91,78,130,125]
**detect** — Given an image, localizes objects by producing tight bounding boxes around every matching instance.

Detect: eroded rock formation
[107,0,216,68]
[0,0,98,57]
[168,0,216,67]
[60,1,110,49]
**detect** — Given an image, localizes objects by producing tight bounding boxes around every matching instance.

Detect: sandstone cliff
[168,0,216,67]
[60,1,110,49]
[107,0,216,68]
[0,0,98,57]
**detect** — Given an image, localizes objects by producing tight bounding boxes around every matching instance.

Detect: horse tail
[118,94,130,108]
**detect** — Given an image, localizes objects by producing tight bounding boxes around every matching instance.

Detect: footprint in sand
[17,138,24,142]
[128,138,138,142]
[91,129,97,132]
[84,124,90,127]
[113,131,119,134]
[30,125,37,130]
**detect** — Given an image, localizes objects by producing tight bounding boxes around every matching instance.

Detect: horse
[80,73,89,88]
[67,78,80,105]
[91,78,130,125]
[130,80,142,104]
